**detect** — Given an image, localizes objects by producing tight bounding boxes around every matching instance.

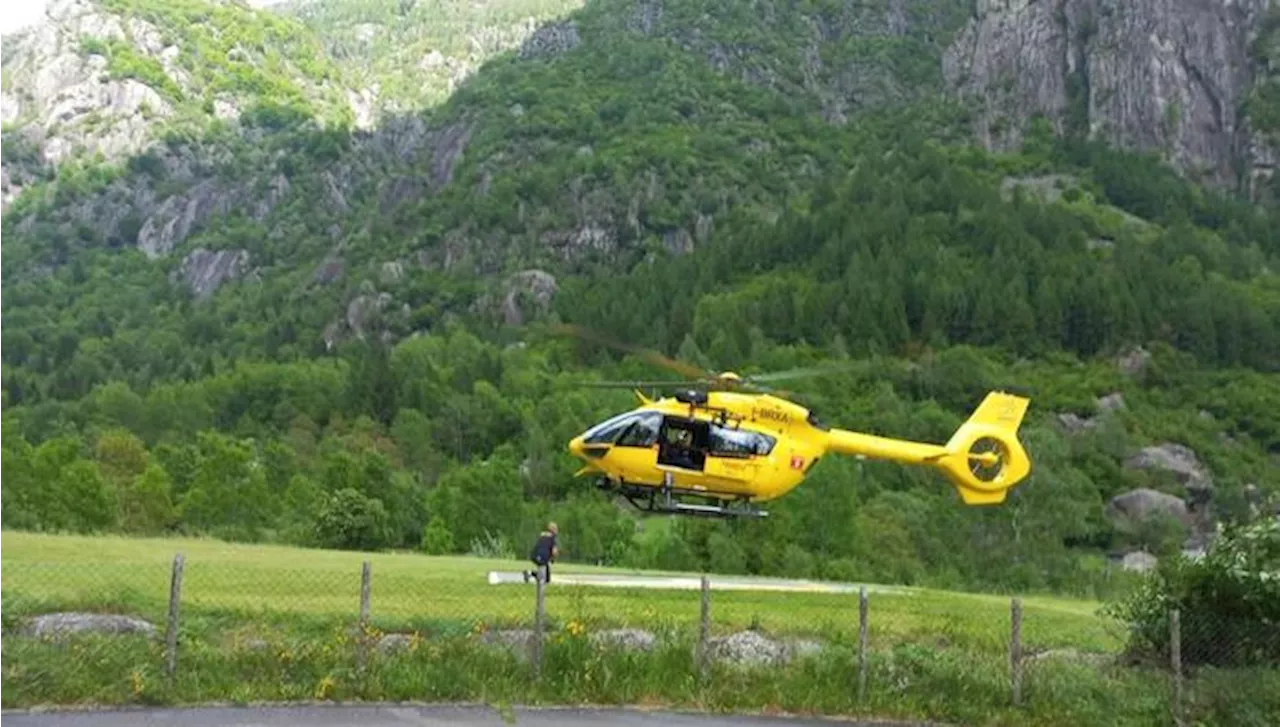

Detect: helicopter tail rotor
[929,391,1032,505]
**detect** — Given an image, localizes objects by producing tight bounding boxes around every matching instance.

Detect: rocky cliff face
[0,0,351,208]
[2,0,177,167]
[944,0,1279,197]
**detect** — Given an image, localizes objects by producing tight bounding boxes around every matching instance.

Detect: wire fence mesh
[3,547,1277,724]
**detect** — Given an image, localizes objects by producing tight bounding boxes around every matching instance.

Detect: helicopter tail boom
[825,391,1032,505]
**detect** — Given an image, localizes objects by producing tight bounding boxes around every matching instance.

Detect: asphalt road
[487,571,915,596]
[2,704,933,727]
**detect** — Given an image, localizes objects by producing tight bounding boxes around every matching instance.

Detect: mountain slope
[277,0,591,117]
[2,0,1279,595]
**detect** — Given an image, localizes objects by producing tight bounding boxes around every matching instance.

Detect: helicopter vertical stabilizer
[932,391,1032,505]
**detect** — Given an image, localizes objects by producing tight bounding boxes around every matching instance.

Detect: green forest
[3,0,1279,601]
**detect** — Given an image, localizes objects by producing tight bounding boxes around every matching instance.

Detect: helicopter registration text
[751,408,790,424]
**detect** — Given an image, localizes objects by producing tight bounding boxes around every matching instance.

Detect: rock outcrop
[1,0,178,167]
[501,269,559,326]
[179,248,250,300]
[345,292,393,340]
[518,20,581,59]
[944,0,1279,196]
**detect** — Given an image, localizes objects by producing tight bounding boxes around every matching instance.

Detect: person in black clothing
[524,522,558,584]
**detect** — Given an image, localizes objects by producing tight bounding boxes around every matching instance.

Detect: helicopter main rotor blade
[743,361,861,384]
[579,380,709,389]
[550,323,711,380]
[744,382,803,402]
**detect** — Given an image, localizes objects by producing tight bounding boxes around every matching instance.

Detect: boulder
[377,633,415,653]
[589,628,656,652]
[1106,488,1190,527]
[1124,443,1214,496]
[477,628,535,661]
[1056,412,1097,433]
[1096,392,1127,412]
[784,638,824,660]
[1115,346,1152,377]
[705,630,787,667]
[1120,551,1158,573]
[21,612,157,640]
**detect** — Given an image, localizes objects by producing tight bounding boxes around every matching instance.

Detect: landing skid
[598,478,768,519]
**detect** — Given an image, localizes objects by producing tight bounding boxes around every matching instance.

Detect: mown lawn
[3,530,1119,654]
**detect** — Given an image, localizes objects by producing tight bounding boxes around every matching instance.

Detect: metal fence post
[1171,608,1183,726]
[1010,597,1023,707]
[164,553,185,682]
[357,561,372,670]
[858,586,868,702]
[698,574,711,678]
[533,568,546,676]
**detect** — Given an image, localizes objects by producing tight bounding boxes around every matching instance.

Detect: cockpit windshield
[582,411,642,445]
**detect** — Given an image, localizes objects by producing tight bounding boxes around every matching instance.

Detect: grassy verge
[4,531,1278,726]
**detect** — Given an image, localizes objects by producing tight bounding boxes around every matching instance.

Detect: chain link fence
[4,549,1277,723]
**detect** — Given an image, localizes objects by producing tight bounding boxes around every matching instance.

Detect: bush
[1103,517,1280,668]
[311,487,392,551]
[420,517,454,555]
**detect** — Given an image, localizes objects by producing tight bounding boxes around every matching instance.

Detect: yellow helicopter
[559,326,1033,519]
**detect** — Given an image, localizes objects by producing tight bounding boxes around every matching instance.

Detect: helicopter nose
[568,435,586,459]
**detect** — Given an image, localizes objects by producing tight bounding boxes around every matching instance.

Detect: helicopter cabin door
[656,415,710,473]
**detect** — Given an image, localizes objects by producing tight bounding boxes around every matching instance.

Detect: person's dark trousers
[526,560,551,584]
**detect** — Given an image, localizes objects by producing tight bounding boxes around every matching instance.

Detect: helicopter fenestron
[559,330,1032,519]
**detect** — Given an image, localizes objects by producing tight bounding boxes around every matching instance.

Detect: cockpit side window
[616,411,662,447]
[582,412,641,445]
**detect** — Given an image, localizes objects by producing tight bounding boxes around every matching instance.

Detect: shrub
[1103,517,1280,668]
[311,487,392,551]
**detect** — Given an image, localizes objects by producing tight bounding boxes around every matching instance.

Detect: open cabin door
[656,415,707,472]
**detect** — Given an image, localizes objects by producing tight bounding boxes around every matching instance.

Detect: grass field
[1,530,1121,654]
[7,530,1277,726]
